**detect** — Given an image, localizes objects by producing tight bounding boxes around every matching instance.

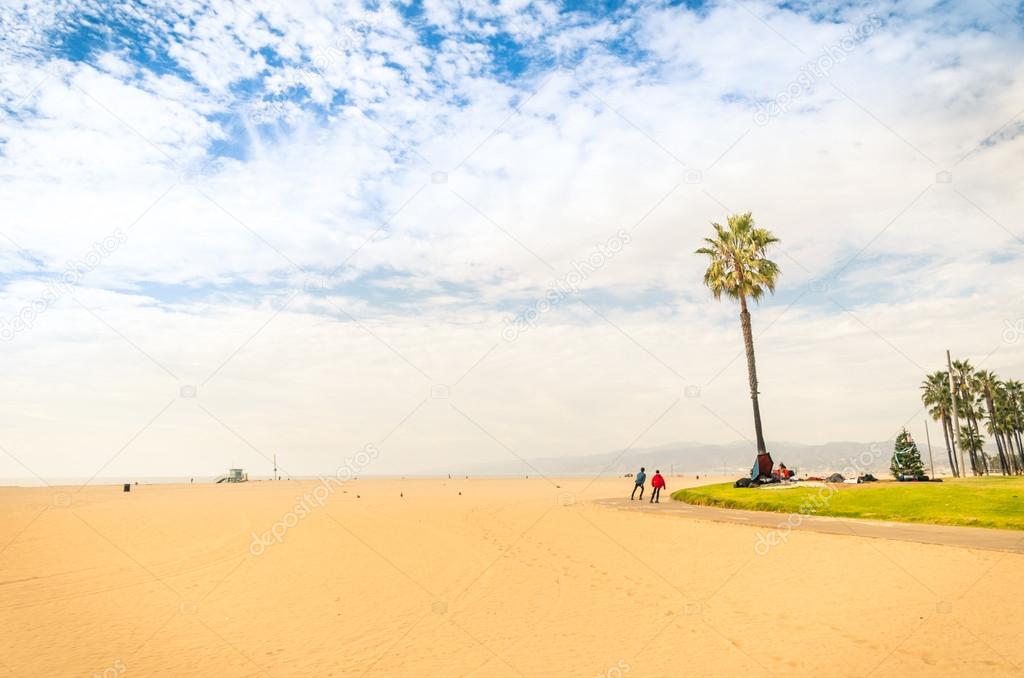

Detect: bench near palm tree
[696,212,780,474]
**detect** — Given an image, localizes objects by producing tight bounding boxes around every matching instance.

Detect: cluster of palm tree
[921,360,1024,476]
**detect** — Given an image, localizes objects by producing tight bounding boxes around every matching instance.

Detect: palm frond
[696,212,781,304]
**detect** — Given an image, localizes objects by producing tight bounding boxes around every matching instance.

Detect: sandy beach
[1,476,1022,677]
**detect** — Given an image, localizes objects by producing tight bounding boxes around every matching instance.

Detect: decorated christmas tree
[890,429,926,479]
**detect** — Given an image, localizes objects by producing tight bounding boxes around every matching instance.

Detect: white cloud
[0,0,1022,479]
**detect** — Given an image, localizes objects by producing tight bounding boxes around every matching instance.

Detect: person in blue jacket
[630,467,647,500]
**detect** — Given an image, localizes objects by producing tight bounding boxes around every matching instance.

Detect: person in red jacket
[650,470,666,503]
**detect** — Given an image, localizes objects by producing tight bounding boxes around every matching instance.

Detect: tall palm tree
[975,370,1010,475]
[952,360,985,474]
[1014,383,1024,472]
[988,398,1016,474]
[921,371,959,477]
[997,385,1019,475]
[959,425,985,469]
[1003,380,1024,471]
[696,212,781,458]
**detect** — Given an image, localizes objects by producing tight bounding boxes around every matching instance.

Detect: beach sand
[1,476,1021,677]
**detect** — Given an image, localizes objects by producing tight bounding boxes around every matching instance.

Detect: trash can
[123,483,131,492]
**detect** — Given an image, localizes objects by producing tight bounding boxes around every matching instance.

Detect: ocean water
[0,476,275,487]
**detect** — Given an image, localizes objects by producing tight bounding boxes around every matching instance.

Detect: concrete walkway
[594,497,1024,554]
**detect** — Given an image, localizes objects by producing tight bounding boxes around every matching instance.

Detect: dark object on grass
[861,473,878,482]
[750,452,774,481]
[825,473,844,483]
[734,477,752,488]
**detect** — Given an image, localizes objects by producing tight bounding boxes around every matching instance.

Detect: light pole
[923,419,935,479]
[947,350,966,477]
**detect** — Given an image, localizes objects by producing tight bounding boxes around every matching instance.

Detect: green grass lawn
[671,477,1024,530]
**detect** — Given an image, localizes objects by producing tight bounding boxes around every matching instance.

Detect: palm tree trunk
[1002,432,1017,474]
[969,415,986,475]
[1014,431,1024,474]
[1016,430,1024,472]
[978,391,1003,475]
[985,393,1008,475]
[941,415,958,477]
[1018,432,1024,473]
[950,416,962,477]
[1002,433,1016,474]
[962,405,980,475]
[1013,431,1020,470]
[983,388,1009,475]
[739,295,767,455]
[969,438,979,474]
[995,431,1008,475]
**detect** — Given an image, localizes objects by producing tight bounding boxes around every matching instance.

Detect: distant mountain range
[459,440,951,478]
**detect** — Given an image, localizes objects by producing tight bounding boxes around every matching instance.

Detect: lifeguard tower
[216,468,248,483]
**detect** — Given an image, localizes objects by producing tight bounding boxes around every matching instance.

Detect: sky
[0,0,1022,480]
